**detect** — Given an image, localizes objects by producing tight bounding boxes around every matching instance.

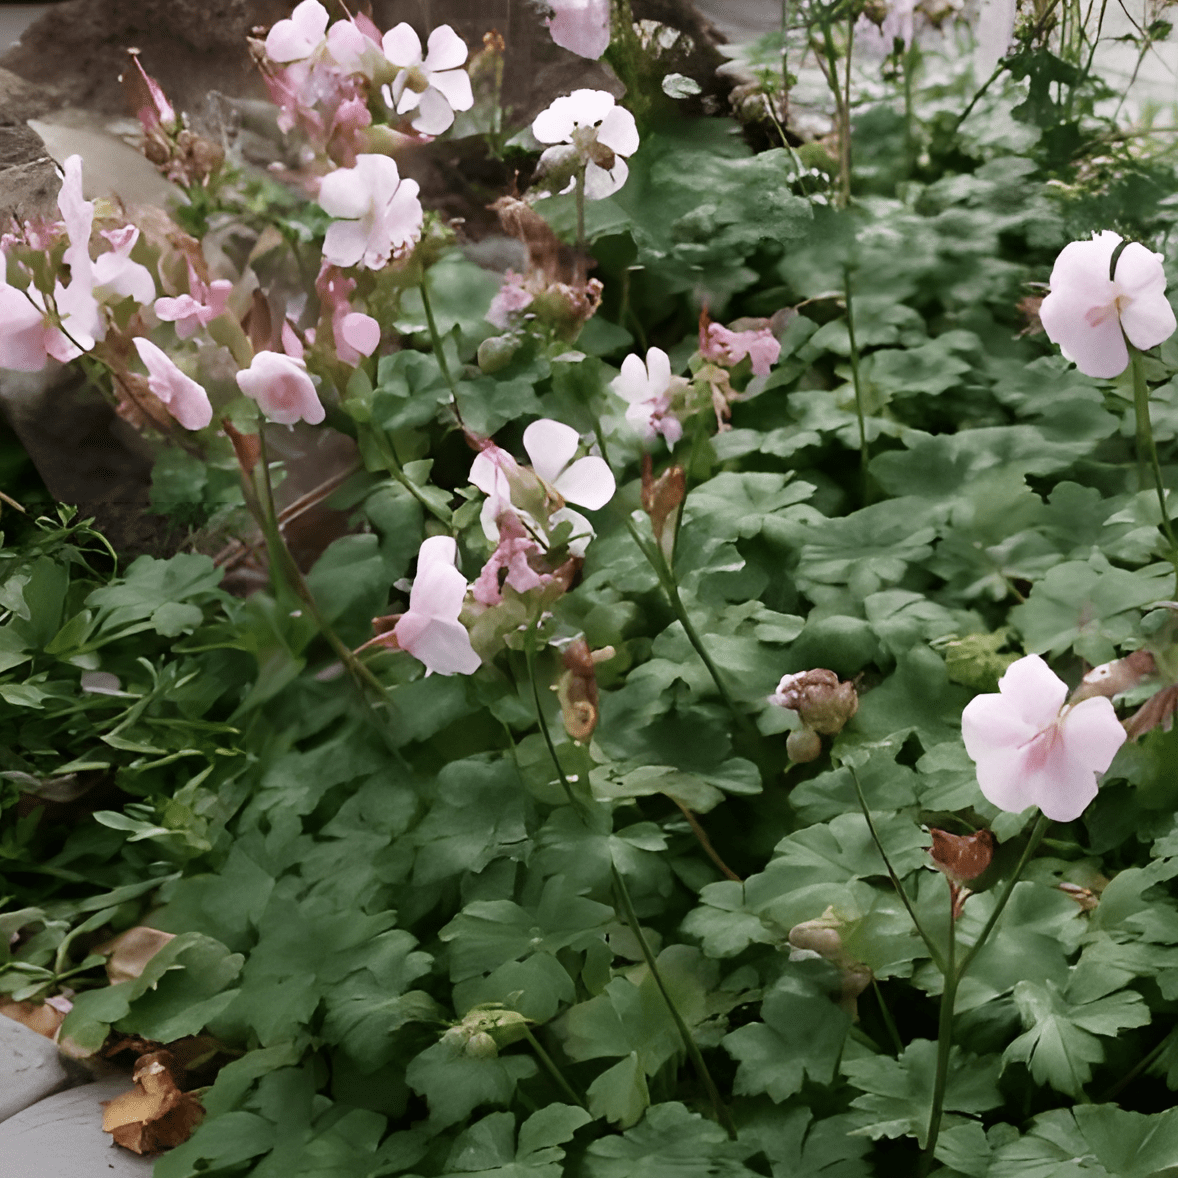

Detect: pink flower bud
[235,350,324,425]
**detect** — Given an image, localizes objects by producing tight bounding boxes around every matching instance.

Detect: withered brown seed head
[929,828,995,882]
[772,669,859,735]
[641,455,687,544]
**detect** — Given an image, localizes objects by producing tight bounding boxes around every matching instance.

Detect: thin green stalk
[521,1026,587,1109]
[1102,1032,1172,1101]
[955,813,1050,977]
[842,11,854,207]
[1128,340,1178,595]
[575,169,587,253]
[623,516,752,736]
[420,272,464,426]
[524,635,588,816]
[849,766,947,973]
[844,267,870,504]
[365,424,452,523]
[610,861,738,1139]
[871,978,905,1056]
[921,885,958,1171]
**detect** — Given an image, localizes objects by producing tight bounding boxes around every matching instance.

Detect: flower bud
[478,334,520,374]
[465,1031,498,1058]
[641,454,686,546]
[786,728,822,763]
[928,828,994,884]
[771,669,859,735]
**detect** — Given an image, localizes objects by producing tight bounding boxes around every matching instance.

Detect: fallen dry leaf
[0,998,69,1039]
[102,1050,204,1155]
[94,926,175,984]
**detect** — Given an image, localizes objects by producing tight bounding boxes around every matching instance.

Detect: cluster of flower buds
[439,1004,532,1058]
[248,0,474,169]
[788,907,873,1017]
[769,668,860,762]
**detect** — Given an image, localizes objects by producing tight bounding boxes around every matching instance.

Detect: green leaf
[1003,979,1151,1095]
[586,1052,650,1128]
[405,1039,537,1129]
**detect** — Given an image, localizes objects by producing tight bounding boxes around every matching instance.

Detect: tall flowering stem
[1128,339,1178,593]
[844,267,870,504]
[920,814,1051,1170]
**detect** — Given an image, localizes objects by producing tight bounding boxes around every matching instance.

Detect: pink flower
[1039,231,1177,379]
[315,263,381,364]
[154,262,232,339]
[471,511,549,605]
[235,350,324,425]
[611,346,685,446]
[380,23,473,136]
[486,271,533,328]
[701,322,781,377]
[92,226,156,307]
[961,654,1127,822]
[524,418,615,510]
[0,280,52,371]
[132,337,213,430]
[394,536,481,675]
[532,90,639,200]
[545,0,611,59]
[49,155,103,361]
[126,50,178,135]
[317,154,423,270]
[264,0,330,64]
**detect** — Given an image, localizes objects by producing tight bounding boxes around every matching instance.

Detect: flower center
[1084,290,1132,329]
[1021,719,1062,775]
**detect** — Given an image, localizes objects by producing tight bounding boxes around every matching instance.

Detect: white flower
[317,154,423,270]
[469,419,615,557]
[531,89,639,200]
[961,654,1127,823]
[611,346,684,446]
[1039,230,1177,379]
[393,536,481,675]
[265,0,330,63]
[380,23,474,136]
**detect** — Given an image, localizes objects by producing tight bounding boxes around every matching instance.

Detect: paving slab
[0,1017,71,1124]
[0,1074,155,1178]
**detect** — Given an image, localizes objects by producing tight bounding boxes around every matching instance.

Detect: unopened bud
[786,727,822,763]
[771,669,859,735]
[477,334,519,374]
[466,1031,498,1058]
[641,454,686,546]
[928,828,994,884]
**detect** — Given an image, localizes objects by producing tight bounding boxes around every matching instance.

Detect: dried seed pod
[556,638,613,741]
[641,455,686,546]
[928,828,994,884]
[786,727,822,763]
[771,669,859,735]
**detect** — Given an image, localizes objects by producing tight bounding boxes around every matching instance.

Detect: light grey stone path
[0,1018,70,1123]
[0,1074,154,1178]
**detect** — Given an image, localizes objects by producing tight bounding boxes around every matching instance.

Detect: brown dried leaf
[1123,683,1178,741]
[94,926,176,984]
[929,828,994,883]
[102,1051,203,1155]
[0,999,67,1038]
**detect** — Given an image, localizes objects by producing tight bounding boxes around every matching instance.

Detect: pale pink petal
[1046,300,1128,379]
[411,87,455,135]
[393,613,481,675]
[548,507,594,558]
[547,0,611,58]
[235,350,323,425]
[92,252,155,306]
[1057,697,1127,776]
[1049,231,1120,295]
[322,220,370,269]
[470,448,514,497]
[431,68,474,114]
[961,692,1041,762]
[645,347,672,395]
[995,654,1068,729]
[523,418,580,484]
[281,319,305,360]
[418,534,459,570]
[1029,737,1100,822]
[378,178,423,254]
[396,82,423,115]
[382,22,423,67]
[972,742,1038,815]
[317,165,371,220]
[408,549,467,619]
[596,105,639,156]
[0,286,49,371]
[565,88,617,126]
[266,0,329,62]
[553,456,615,510]
[133,336,213,430]
[422,25,468,72]
[340,311,380,357]
[613,352,653,403]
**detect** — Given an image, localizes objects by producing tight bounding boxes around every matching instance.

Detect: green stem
[420,273,464,425]
[254,425,388,701]
[521,1026,587,1109]
[955,813,1050,978]
[610,861,738,1139]
[849,767,947,973]
[844,266,869,504]
[575,169,587,253]
[365,425,452,524]
[623,516,752,736]
[1129,340,1178,595]
[921,885,958,1171]
[1102,1031,1172,1102]
[842,11,854,207]
[871,978,905,1056]
[524,635,588,815]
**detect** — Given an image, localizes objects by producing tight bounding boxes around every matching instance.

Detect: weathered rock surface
[0,1074,155,1178]
[0,1017,71,1124]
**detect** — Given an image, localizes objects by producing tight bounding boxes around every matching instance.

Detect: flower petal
[423,24,468,72]
[645,346,672,395]
[524,418,580,484]
[565,88,617,126]
[407,546,467,619]
[393,613,481,675]
[382,22,422,66]
[339,311,380,358]
[553,456,615,510]
[133,336,213,430]
[431,68,474,114]
[318,166,371,221]
[996,654,1068,730]
[549,507,595,558]
[411,86,455,135]
[596,105,639,157]
[583,157,627,200]
[532,96,578,144]
[322,219,370,269]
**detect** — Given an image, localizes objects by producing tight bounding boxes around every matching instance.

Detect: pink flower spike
[235,350,324,425]
[132,336,213,430]
[154,263,232,339]
[393,536,481,675]
[703,322,781,376]
[1039,230,1177,379]
[523,418,615,510]
[546,0,611,59]
[265,0,330,63]
[317,154,423,270]
[961,653,1127,822]
[486,271,533,328]
[127,51,177,133]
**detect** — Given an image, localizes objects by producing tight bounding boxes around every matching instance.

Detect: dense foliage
[6,1,1178,1174]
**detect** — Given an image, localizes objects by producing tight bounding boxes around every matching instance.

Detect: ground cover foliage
[7,1,1178,1174]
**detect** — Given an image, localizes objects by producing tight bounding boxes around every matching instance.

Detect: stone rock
[0,1074,155,1178]
[0,1016,71,1124]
